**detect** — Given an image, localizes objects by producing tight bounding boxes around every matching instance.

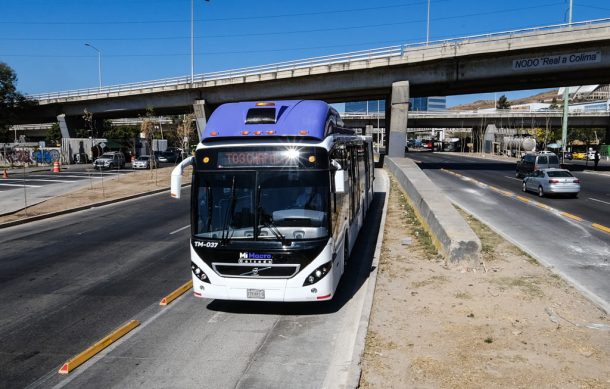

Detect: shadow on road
[206,192,386,316]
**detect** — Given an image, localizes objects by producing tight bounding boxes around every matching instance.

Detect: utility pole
[561,1,573,159]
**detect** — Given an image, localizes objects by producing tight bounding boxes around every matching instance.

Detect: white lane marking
[26,174,103,179]
[169,225,190,235]
[0,183,42,188]
[19,178,77,183]
[589,197,610,206]
[504,176,523,181]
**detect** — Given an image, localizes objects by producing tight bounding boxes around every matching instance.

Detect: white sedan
[522,168,580,198]
[132,155,158,169]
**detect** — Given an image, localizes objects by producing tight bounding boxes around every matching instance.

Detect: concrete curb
[0,184,189,229]
[345,170,390,388]
[385,157,481,263]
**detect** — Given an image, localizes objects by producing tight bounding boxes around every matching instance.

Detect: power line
[0,2,566,42]
[0,38,413,58]
[0,1,440,25]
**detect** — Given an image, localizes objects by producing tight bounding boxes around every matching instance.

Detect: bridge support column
[57,114,74,139]
[193,99,208,142]
[388,81,410,157]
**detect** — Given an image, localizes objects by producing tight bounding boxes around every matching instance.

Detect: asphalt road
[410,152,610,229]
[0,170,388,389]
[408,151,610,312]
[0,163,180,215]
[0,168,133,215]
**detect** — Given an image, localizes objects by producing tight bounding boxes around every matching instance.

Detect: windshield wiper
[220,176,237,246]
[260,217,287,245]
[256,184,288,245]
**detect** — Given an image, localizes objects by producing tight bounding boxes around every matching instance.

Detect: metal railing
[29,18,610,102]
[343,109,610,118]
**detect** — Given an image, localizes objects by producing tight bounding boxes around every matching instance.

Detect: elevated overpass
[342,110,610,130]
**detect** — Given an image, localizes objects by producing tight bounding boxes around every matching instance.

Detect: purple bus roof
[203,100,333,141]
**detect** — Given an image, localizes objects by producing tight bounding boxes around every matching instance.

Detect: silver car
[522,168,580,198]
[132,155,157,169]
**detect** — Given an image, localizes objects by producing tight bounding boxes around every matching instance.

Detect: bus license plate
[247,289,265,299]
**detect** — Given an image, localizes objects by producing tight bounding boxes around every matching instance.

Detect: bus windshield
[195,170,329,241]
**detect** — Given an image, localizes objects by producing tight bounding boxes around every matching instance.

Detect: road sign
[99,142,106,149]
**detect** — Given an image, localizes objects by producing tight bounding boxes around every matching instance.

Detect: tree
[496,95,511,110]
[176,113,196,154]
[106,125,140,157]
[0,62,37,136]
[45,123,62,147]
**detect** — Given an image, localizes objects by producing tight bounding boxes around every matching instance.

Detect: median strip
[58,320,140,374]
[159,280,193,306]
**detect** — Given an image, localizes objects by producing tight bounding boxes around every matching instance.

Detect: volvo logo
[240,266,272,276]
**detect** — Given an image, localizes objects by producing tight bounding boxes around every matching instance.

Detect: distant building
[344,96,446,114]
[410,97,447,111]
[558,84,609,101]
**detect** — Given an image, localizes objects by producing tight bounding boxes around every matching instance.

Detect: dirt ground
[359,176,610,388]
[0,167,191,225]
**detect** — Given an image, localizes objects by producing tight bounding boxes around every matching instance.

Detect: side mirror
[334,169,346,194]
[170,156,194,199]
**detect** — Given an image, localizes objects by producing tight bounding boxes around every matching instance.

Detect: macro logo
[238,252,273,264]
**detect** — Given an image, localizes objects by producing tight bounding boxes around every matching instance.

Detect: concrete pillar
[57,114,71,139]
[388,81,410,157]
[193,99,207,142]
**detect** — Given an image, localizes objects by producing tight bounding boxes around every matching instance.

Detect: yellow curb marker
[58,320,140,375]
[160,280,193,306]
[592,223,610,234]
[561,212,584,222]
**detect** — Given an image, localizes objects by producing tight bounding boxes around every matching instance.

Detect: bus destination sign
[217,150,298,168]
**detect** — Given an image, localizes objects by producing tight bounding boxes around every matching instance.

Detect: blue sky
[2,0,609,107]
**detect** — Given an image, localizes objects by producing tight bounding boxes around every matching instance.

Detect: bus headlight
[191,262,210,283]
[303,261,332,286]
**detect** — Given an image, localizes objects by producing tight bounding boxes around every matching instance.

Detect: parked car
[515,151,560,178]
[522,168,580,198]
[132,155,158,169]
[158,150,181,163]
[93,151,125,170]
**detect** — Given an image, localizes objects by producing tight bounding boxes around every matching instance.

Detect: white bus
[171,100,374,302]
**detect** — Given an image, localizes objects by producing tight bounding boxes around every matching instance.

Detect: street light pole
[190,0,209,85]
[426,0,430,45]
[191,0,194,84]
[561,2,573,159]
[84,43,102,91]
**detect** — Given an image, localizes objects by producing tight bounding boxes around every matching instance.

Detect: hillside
[449,89,558,110]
